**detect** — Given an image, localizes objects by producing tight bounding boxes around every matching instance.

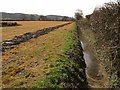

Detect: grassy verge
[32,23,87,88]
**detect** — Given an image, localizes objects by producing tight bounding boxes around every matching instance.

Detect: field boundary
[1,22,71,52]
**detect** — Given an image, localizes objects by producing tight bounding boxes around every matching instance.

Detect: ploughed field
[1,21,68,40]
[2,21,87,88]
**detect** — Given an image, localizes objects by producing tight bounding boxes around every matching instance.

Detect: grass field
[2,22,86,88]
[2,22,70,87]
[1,21,68,40]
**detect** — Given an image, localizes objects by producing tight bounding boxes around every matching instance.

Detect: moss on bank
[32,23,87,88]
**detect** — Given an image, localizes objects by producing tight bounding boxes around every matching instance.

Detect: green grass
[32,23,87,88]
[3,23,87,88]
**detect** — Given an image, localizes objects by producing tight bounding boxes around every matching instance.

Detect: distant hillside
[0,12,73,21]
[47,15,65,20]
[0,12,40,20]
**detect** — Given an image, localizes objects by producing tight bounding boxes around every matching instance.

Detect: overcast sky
[0,0,115,17]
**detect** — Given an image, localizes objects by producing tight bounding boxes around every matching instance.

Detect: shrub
[89,1,120,88]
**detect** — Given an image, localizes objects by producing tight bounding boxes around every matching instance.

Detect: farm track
[1,22,71,52]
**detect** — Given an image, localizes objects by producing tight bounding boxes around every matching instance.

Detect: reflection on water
[81,41,99,79]
[79,31,110,87]
[80,40,110,88]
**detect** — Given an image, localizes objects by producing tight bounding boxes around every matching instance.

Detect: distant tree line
[38,15,74,21]
[1,14,74,21]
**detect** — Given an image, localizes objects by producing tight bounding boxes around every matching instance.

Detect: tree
[86,14,91,20]
[30,15,35,20]
[74,9,83,20]
[61,16,69,21]
[39,15,48,21]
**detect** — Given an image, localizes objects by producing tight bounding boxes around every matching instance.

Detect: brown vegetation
[90,1,120,88]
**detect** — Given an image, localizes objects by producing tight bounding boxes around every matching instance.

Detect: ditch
[80,39,110,88]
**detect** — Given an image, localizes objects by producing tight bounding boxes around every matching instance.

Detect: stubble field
[2,21,86,88]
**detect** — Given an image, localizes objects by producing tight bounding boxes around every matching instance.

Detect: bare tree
[74,9,83,20]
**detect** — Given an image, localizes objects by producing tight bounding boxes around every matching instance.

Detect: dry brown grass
[1,21,69,40]
[2,22,74,88]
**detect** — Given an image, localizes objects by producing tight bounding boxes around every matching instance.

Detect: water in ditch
[80,40,110,88]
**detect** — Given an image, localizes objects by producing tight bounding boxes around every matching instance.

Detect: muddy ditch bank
[80,40,110,88]
[1,22,71,52]
[76,23,110,88]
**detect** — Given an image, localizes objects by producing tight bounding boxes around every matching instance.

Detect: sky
[0,0,115,17]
